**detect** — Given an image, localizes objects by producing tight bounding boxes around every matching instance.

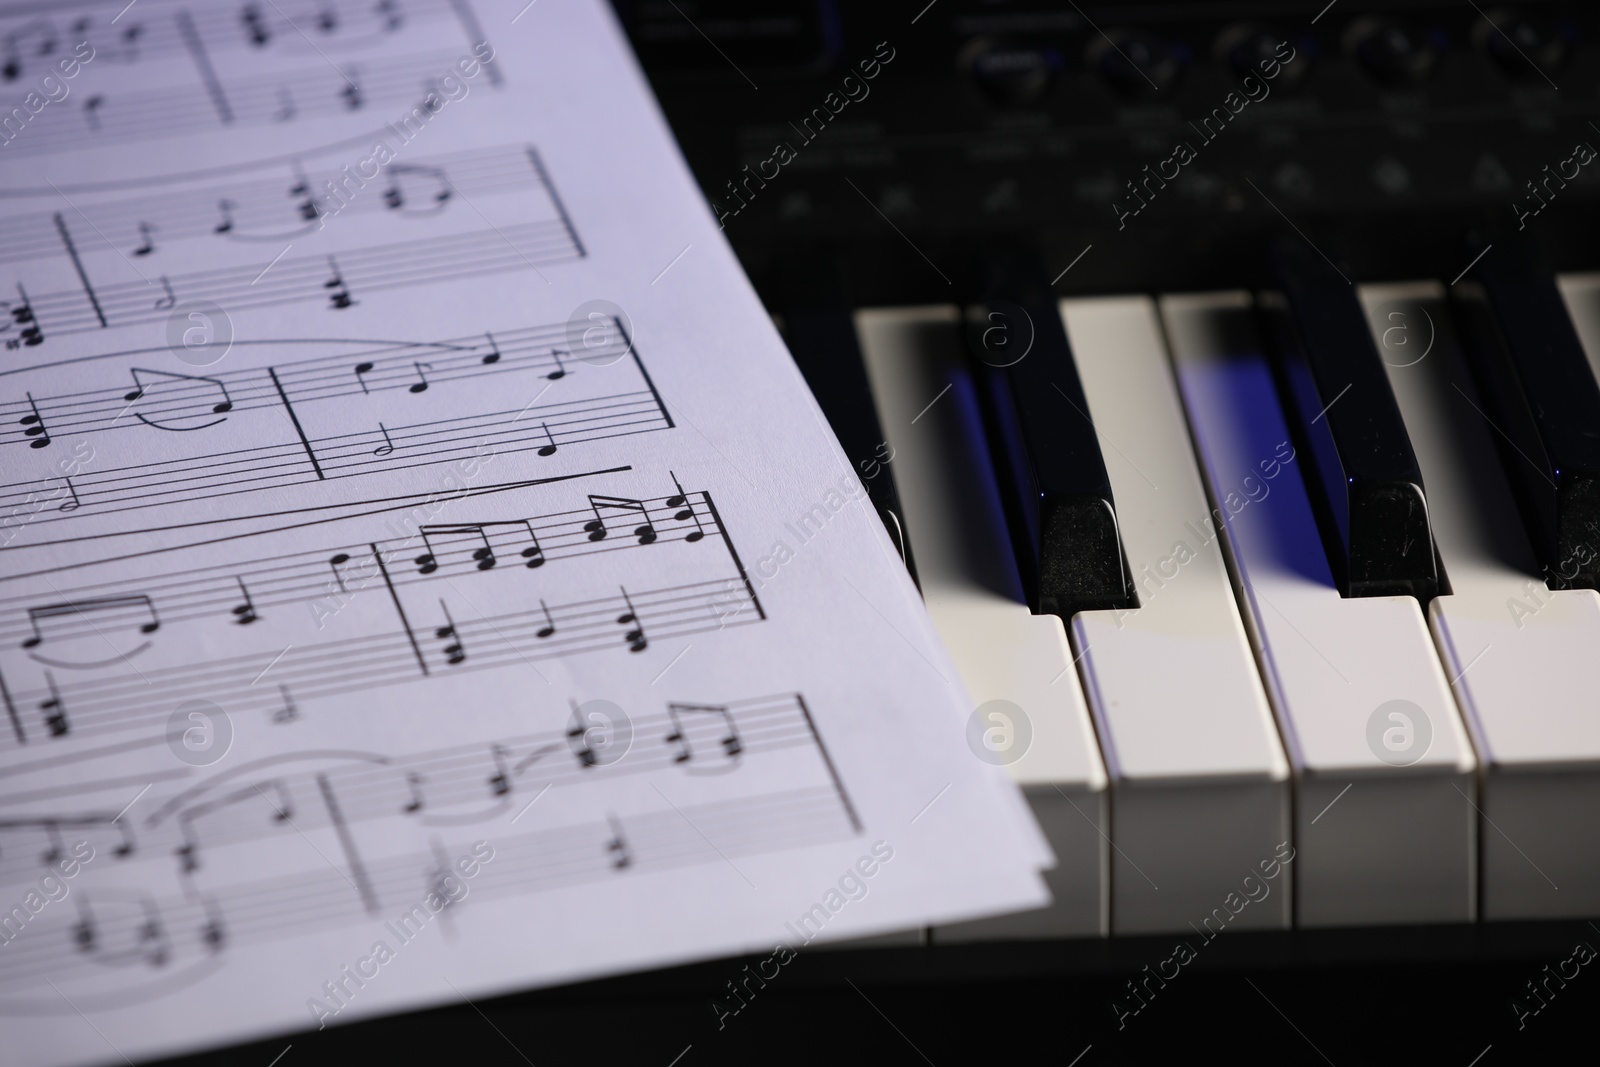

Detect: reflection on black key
[779,251,917,582]
[1453,248,1600,590]
[971,252,1134,619]
[1264,242,1440,599]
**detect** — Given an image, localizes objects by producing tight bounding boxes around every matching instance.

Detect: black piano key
[1452,249,1600,590]
[1263,241,1440,599]
[777,255,918,583]
[970,253,1134,619]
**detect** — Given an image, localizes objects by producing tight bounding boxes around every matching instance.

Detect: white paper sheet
[0,2,1049,1064]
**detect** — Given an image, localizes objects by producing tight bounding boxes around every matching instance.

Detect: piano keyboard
[788,266,1600,940]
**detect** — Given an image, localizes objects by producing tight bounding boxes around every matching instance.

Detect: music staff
[0,220,580,341]
[1,575,763,750]
[0,145,548,270]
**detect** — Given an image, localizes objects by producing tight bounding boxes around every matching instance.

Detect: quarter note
[605,813,632,870]
[338,69,364,111]
[546,349,567,380]
[482,332,501,364]
[132,221,155,256]
[41,672,69,737]
[231,577,258,625]
[538,422,557,457]
[316,1,338,33]
[583,496,657,545]
[81,94,104,131]
[616,587,648,652]
[535,599,556,637]
[377,0,403,32]
[374,422,395,455]
[242,4,271,47]
[402,771,426,814]
[434,600,466,664]
[200,897,226,952]
[329,552,352,591]
[325,257,354,308]
[354,361,375,393]
[7,284,43,348]
[666,472,707,542]
[214,198,235,234]
[20,391,50,448]
[487,744,511,796]
[408,360,431,392]
[273,683,299,724]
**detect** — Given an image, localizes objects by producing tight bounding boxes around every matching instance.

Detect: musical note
[566,703,598,767]
[57,476,81,512]
[118,22,144,63]
[39,819,65,866]
[374,422,396,456]
[200,897,226,952]
[123,367,234,429]
[377,0,404,32]
[413,524,496,574]
[535,599,556,638]
[82,94,104,131]
[407,360,431,392]
[538,422,558,457]
[402,771,426,814]
[339,69,364,111]
[316,2,339,34]
[354,361,375,393]
[20,391,49,448]
[487,743,511,796]
[616,587,648,652]
[132,221,155,256]
[41,671,68,736]
[482,333,501,364]
[153,275,176,310]
[24,594,161,650]
[664,703,744,769]
[242,4,271,47]
[292,169,319,221]
[605,813,632,869]
[7,284,43,348]
[329,552,353,592]
[381,163,451,213]
[275,87,296,121]
[231,577,258,625]
[273,683,299,724]
[214,198,235,234]
[546,348,567,380]
[325,257,355,308]
[667,472,706,542]
[434,600,466,664]
[3,20,58,82]
[583,496,657,545]
[72,901,96,954]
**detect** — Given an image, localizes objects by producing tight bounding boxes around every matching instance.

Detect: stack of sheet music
[0,1,1052,1064]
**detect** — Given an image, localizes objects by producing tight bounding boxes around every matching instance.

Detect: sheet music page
[0,2,1050,1063]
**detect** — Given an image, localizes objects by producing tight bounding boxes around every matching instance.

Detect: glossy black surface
[1454,248,1600,590]
[971,252,1134,619]
[1264,242,1440,599]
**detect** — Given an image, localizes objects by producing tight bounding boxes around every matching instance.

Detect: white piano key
[856,306,1109,940]
[1060,296,1290,935]
[1162,292,1476,928]
[1366,280,1600,920]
